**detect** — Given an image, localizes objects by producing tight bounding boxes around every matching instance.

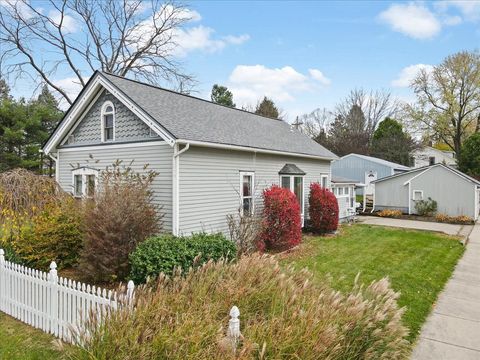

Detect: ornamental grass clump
[74,255,410,360]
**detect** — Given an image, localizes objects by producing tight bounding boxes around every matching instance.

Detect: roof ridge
[100,71,287,124]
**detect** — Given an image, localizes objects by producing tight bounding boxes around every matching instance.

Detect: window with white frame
[72,168,98,198]
[413,190,423,201]
[101,101,115,142]
[280,175,304,217]
[240,171,254,215]
[320,174,328,188]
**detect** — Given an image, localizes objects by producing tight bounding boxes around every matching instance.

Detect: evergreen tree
[210,84,235,107]
[255,97,280,119]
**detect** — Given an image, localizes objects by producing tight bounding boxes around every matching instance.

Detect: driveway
[411,222,480,359]
[359,216,473,242]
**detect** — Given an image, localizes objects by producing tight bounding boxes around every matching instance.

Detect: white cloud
[174,26,249,56]
[379,2,441,39]
[437,0,480,21]
[48,10,78,33]
[129,6,248,57]
[227,64,329,108]
[53,76,88,109]
[392,64,434,87]
[308,69,331,86]
[0,0,34,19]
[443,14,463,25]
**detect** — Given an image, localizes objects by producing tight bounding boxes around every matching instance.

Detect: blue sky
[6,0,480,121]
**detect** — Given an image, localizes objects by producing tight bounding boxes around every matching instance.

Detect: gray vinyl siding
[65,91,158,145]
[332,156,394,195]
[409,166,476,218]
[178,146,332,236]
[374,170,424,213]
[57,142,173,231]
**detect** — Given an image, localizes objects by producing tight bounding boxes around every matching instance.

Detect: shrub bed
[259,185,301,251]
[435,213,474,225]
[308,183,339,233]
[129,233,237,284]
[75,255,410,359]
[377,209,403,218]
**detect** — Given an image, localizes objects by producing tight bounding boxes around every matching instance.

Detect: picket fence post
[0,249,4,313]
[48,261,58,336]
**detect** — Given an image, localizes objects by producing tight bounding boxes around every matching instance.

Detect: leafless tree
[298,108,333,140]
[335,88,399,139]
[0,0,195,105]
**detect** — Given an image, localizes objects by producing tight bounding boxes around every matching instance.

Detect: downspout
[172,143,190,236]
[43,150,59,183]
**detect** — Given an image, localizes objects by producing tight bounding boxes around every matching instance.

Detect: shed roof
[373,163,480,186]
[340,153,410,171]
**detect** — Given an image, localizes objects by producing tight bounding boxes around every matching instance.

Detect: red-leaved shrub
[309,183,339,233]
[259,185,301,251]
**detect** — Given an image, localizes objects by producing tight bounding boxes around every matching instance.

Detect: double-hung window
[240,171,254,215]
[72,168,98,198]
[280,174,305,224]
[320,174,328,189]
[101,101,115,142]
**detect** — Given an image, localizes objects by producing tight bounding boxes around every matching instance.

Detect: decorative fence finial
[228,305,241,352]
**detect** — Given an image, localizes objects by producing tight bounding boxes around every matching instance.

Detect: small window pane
[105,127,113,141]
[243,175,252,197]
[105,114,114,128]
[344,187,349,195]
[321,176,327,188]
[243,198,252,215]
[294,176,303,210]
[86,175,95,197]
[281,176,290,189]
[74,175,83,196]
[105,105,113,113]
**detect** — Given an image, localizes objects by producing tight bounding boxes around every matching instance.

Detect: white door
[365,171,377,196]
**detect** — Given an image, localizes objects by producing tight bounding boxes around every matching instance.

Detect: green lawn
[282,224,464,341]
[0,313,72,360]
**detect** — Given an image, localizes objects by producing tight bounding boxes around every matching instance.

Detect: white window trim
[280,174,305,225]
[320,174,329,189]
[72,168,99,198]
[413,190,424,201]
[101,101,115,142]
[239,171,255,216]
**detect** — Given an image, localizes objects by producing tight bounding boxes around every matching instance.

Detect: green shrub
[129,233,237,284]
[414,197,438,216]
[74,255,410,360]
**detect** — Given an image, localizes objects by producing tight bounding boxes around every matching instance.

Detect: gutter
[175,139,337,161]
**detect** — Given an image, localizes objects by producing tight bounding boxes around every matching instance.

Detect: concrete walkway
[359,216,473,241]
[411,222,480,360]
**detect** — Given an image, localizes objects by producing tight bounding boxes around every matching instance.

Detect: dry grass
[73,255,410,359]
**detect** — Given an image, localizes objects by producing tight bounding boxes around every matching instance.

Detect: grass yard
[282,224,464,341]
[0,313,72,360]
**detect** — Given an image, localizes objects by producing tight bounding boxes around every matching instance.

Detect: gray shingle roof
[101,73,337,159]
[278,163,306,175]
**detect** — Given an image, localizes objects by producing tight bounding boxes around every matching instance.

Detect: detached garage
[373,164,480,221]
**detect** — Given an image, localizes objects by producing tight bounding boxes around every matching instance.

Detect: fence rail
[0,249,134,343]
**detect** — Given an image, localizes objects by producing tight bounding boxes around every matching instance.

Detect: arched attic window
[101,101,115,142]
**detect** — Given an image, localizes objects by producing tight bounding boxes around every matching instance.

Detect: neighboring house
[411,146,457,168]
[331,176,363,221]
[42,71,337,236]
[331,153,410,197]
[373,164,480,220]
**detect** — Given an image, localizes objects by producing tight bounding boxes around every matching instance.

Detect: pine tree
[210,84,235,107]
[255,97,280,119]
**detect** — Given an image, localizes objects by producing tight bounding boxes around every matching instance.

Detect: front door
[365,171,377,196]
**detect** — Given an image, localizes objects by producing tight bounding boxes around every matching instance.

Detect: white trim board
[58,140,169,153]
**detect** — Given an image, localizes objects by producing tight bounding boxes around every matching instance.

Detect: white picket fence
[0,249,134,343]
